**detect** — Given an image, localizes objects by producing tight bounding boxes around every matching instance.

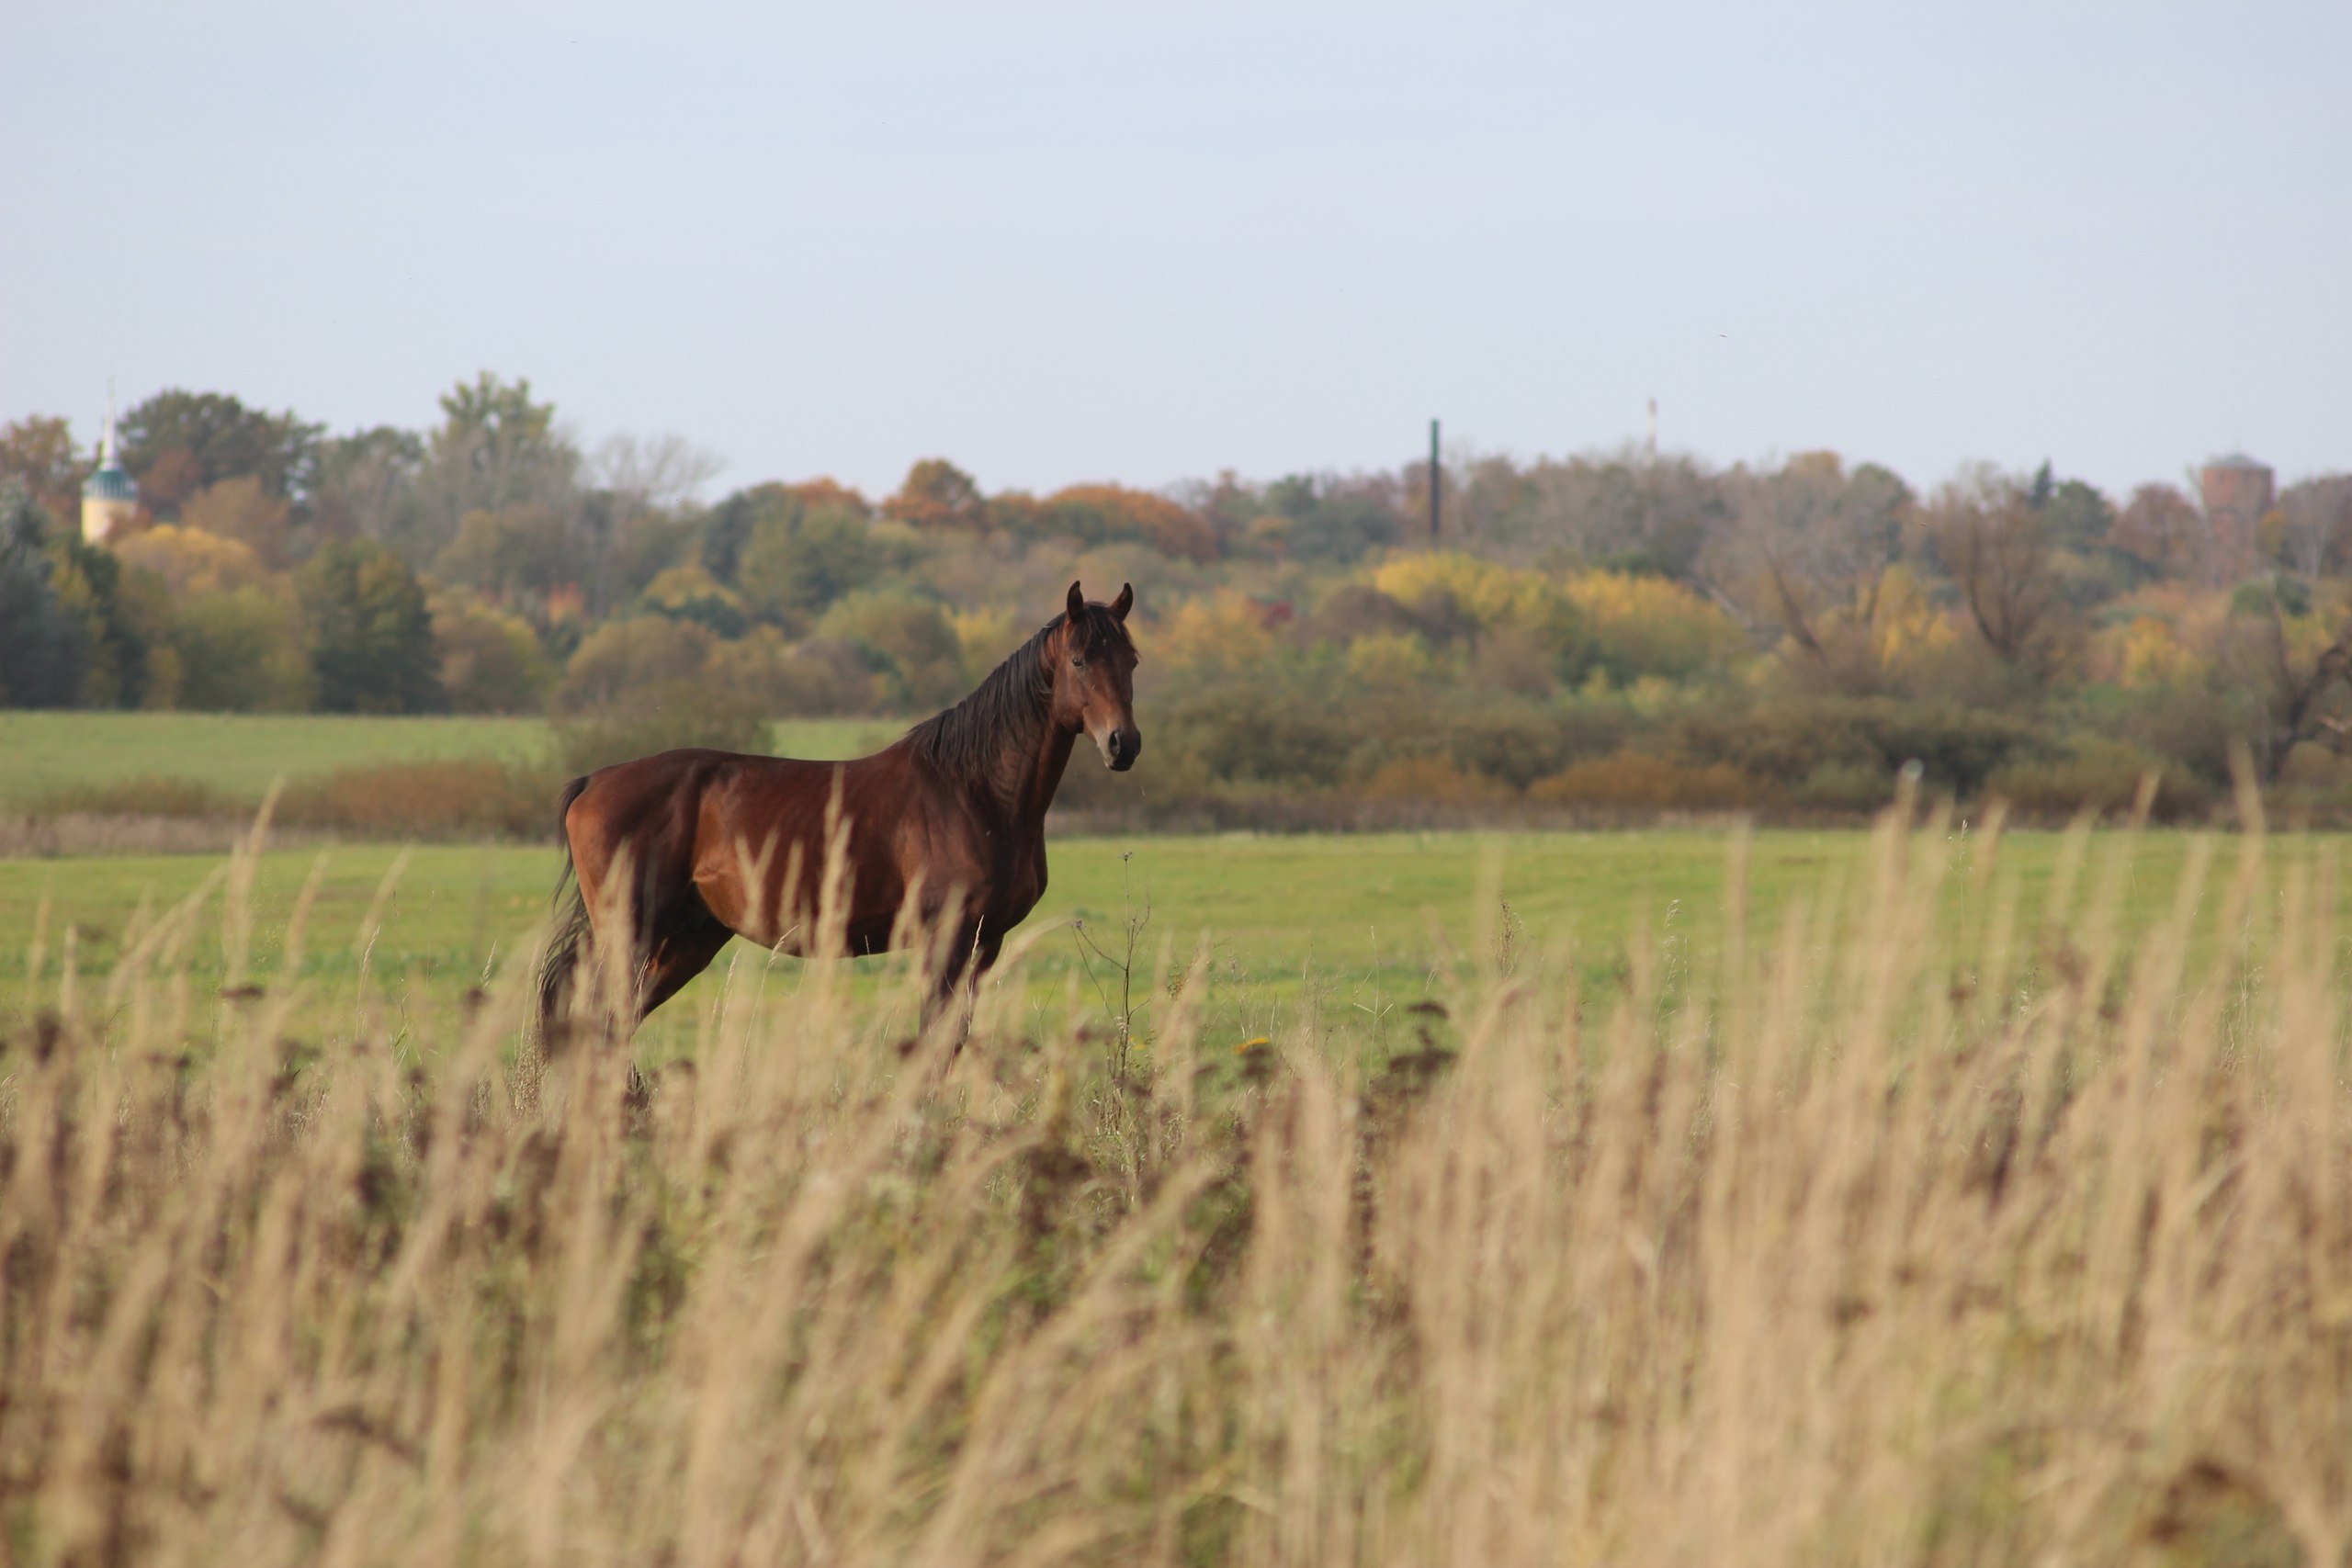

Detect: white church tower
[81,386,138,545]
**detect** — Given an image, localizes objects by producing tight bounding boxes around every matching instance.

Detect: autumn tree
[46,530,168,708]
[116,525,274,598]
[432,503,575,601]
[2273,475,2352,580]
[119,389,322,511]
[310,426,427,549]
[2109,483,2204,581]
[699,479,868,585]
[1170,469,1262,554]
[1924,466,2067,670]
[818,592,966,708]
[887,459,987,531]
[1511,451,1726,581]
[1240,473,1405,564]
[989,484,1219,562]
[2213,576,2352,783]
[576,433,725,615]
[590,433,724,517]
[738,501,889,626]
[167,592,311,712]
[181,477,293,566]
[2035,466,2116,554]
[0,416,85,525]
[432,594,555,714]
[415,373,580,553]
[1709,452,1909,685]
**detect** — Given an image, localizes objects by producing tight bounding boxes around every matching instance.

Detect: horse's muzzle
[1104,728,1142,772]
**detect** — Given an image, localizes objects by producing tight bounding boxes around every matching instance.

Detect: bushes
[1440,697,1600,791]
[1985,741,2212,824]
[14,764,563,840]
[278,761,559,839]
[1662,697,2048,798]
[1156,675,1357,790]
[1358,756,1515,807]
[1529,753,1757,812]
[24,776,242,820]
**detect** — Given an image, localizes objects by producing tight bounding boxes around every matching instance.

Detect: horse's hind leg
[635,905,733,1024]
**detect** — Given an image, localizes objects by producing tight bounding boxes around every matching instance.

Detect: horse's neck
[983,717,1075,834]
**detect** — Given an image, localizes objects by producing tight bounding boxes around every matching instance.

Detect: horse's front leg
[922,924,1000,1053]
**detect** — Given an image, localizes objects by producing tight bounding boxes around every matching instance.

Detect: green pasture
[0,711,913,804]
[2,826,2338,1059]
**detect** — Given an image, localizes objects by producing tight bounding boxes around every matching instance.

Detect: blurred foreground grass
[2,807,2345,1564]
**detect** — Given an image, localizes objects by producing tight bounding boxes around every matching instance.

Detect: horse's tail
[535,775,594,1038]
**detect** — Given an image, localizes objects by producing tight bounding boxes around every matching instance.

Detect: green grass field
[6,710,2337,1058]
[3,824,2333,1058]
[0,711,913,803]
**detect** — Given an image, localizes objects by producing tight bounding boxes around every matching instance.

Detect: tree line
[6,373,2352,816]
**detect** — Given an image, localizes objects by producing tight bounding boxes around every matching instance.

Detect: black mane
[907,607,1130,785]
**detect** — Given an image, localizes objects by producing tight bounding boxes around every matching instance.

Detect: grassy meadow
[4,820,2340,1058]
[0,711,910,805]
[5,802,2349,1564]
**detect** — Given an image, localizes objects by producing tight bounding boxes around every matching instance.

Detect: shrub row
[0,686,2265,844]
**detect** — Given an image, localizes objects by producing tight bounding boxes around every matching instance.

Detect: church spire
[81,377,139,546]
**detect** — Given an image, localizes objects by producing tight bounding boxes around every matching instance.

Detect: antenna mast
[1429,418,1441,541]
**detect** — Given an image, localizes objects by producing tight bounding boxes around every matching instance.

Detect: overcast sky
[5,1,2347,502]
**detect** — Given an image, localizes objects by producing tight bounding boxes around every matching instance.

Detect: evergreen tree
[300,540,447,713]
[0,480,88,706]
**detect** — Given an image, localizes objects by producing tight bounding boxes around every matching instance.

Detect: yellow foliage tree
[1345,632,1436,688]
[949,606,1022,685]
[115,525,276,598]
[1155,590,1276,671]
[1562,570,1748,681]
[180,476,292,566]
[2104,616,2207,689]
[1371,553,1559,635]
[1865,565,1962,682]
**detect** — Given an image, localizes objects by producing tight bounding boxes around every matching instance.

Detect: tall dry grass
[3,794,2349,1566]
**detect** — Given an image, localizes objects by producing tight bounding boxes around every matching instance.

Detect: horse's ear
[1066,581,1086,621]
[1111,582,1133,623]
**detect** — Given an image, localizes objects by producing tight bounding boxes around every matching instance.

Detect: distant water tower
[81,388,137,546]
[2199,451,2273,584]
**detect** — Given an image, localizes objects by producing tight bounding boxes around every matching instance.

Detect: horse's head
[1051,581,1143,771]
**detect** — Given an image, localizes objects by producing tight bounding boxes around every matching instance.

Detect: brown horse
[536,581,1141,1035]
